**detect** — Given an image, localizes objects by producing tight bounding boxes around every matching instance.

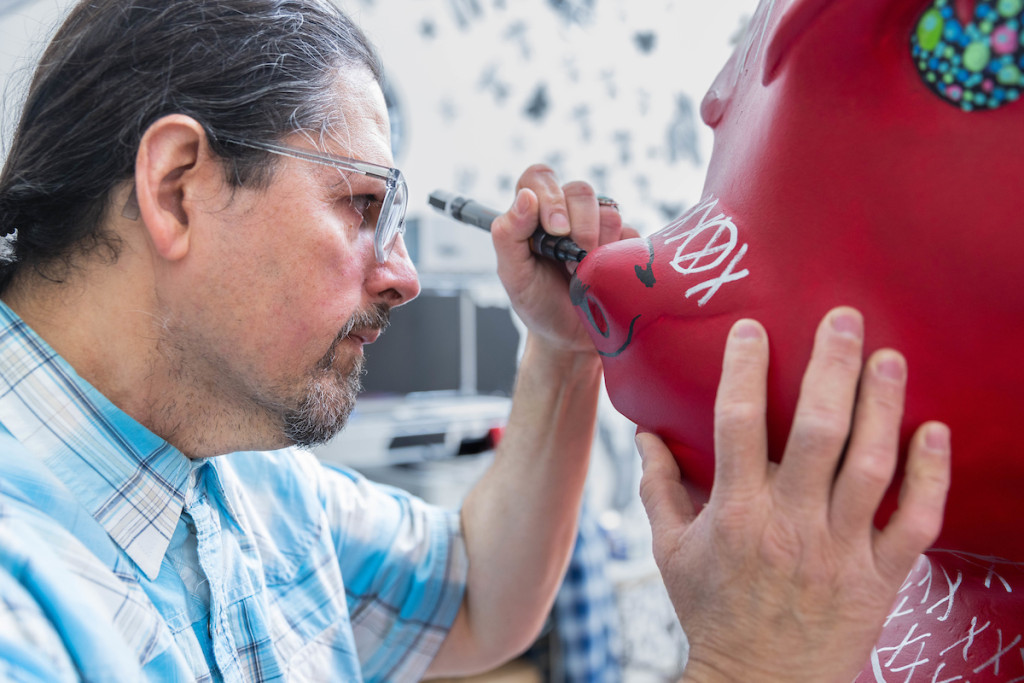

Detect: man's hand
[637,307,952,682]
[490,164,637,352]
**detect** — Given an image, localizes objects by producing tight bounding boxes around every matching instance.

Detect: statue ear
[758,0,1023,111]
[702,0,935,127]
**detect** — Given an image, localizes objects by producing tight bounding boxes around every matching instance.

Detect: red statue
[571,0,1024,678]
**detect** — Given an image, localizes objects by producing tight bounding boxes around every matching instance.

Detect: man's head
[0,0,382,291]
[0,0,420,454]
[572,0,1024,559]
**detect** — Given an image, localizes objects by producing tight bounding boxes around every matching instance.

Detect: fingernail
[830,310,863,338]
[634,434,647,461]
[514,189,530,215]
[733,320,762,340]
[548,211,570,234]
[875,355,905,381]
[925,423,950,451]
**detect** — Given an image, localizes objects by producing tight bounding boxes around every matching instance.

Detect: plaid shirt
[0,302,467,682]
[549,509,622,682]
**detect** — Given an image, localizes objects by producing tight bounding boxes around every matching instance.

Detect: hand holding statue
[637,308,952,682]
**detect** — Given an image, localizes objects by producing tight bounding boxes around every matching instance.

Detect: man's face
[159,67,420,452]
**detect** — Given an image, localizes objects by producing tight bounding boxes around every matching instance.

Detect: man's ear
[133,114,215,262]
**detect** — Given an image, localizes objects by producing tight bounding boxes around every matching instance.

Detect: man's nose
[368,234,420,307]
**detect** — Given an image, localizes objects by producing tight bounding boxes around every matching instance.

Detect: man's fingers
[830,350,906,543]
[775,307,864,509]
[595,196,624,248]
[515,164,571,237]
[562,181,601,252]
[637,432,697,541]
[874,422,951,579]
[492,187,537,244]
[712,319,770,498]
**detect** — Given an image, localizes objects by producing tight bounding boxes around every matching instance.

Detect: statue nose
[569,239,653,359]
[570,275,609,338]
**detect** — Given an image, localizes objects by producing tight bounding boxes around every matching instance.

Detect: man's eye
[346,194,382,228]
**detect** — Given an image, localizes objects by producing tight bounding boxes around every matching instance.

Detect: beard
[282,303,390,448]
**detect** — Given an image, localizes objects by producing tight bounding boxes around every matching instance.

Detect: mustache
[339,303,391,339]
[317,303,391,372]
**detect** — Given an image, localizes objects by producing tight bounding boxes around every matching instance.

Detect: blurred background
[0,1,758,680]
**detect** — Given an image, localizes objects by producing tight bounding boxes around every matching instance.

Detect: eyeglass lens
[375,175,407,263]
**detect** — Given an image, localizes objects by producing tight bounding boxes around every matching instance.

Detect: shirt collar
[0,302,192,580]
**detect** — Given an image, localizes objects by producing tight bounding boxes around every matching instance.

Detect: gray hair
[0,0,383,292]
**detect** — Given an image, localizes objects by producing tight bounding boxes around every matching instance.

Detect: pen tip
[427,192,447,211]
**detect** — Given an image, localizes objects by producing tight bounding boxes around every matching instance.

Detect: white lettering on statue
[940,616,991,662]
[661,195,750,307]
[930,663,964,683]
[926,568,962,622]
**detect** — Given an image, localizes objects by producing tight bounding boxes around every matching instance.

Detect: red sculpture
[571,0,1024,678]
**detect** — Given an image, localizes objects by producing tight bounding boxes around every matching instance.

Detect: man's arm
[426,166,629,677]
[640,309,952,682]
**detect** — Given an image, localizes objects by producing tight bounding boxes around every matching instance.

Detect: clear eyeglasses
[221,137,408,263]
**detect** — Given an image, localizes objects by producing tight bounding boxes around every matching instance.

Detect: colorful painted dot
[992,25,1019,53]
[918,9,946,50]
[999,0,1023,17]
[998,63,1022,83]
[964,40,992,69]
[914,0,1024,110]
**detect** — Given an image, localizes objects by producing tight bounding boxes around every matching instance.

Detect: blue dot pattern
[912,0,1024,111]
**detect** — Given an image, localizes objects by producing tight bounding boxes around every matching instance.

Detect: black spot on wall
[546,0,596,25]
[666,93,701,166]
[634,31,657,54]
[524,84,550,121]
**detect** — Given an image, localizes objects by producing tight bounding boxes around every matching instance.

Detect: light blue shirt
[0,302,467,682]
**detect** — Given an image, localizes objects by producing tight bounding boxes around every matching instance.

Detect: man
[0,2,616,679]
[0,0,949,681]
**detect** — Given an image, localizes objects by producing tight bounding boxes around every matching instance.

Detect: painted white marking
[685,244,750,307]
[930,662,963,683]
[885,595,914,628]
[661,195,750,307]
[939,616,990,662]
[878,623,931,669]
[925,568,962,622]
[973,630,1022,676]
[870,649,890,682]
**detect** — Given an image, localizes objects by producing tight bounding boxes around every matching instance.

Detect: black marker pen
[428,190,587,263]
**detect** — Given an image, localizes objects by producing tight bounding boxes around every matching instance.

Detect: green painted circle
[917,9,945,50]
[998,0,1023,17]
[964,40,992,71]
[998,63,1022,84]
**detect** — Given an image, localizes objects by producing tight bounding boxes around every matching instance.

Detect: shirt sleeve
[0,567,77,683]
[0,509,145,683]
[302,454,468,683]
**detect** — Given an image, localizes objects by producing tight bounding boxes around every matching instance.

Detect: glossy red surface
[572,1,1024,674]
